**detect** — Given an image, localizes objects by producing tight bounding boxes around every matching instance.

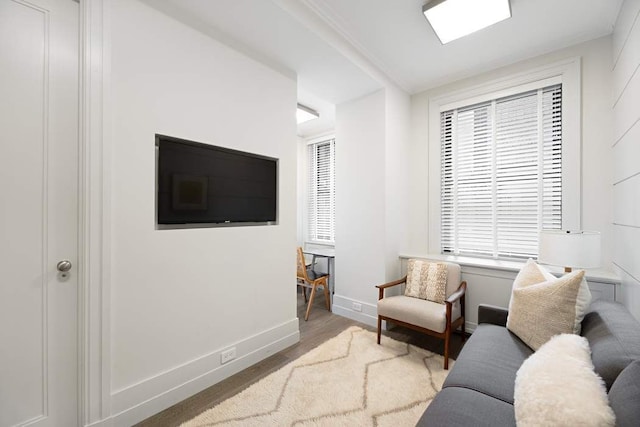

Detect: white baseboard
[85,418,113,427]
[331,294,378,327]
[109,319,300,427]
[465,321,477,333]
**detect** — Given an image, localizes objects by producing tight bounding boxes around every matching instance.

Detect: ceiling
[304,0,622,93]
[145,0,623,136]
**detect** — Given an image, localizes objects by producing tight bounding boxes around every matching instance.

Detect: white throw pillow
[509,259,591,334]
[514,334,615,427]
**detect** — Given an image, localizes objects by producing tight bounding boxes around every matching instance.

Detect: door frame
[78,0,111,425]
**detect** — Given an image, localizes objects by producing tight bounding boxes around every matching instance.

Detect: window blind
[307,138,335,243]
[441,84,562,259]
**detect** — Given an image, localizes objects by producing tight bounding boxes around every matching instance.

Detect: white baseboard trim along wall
[331,295,378,327]
[107,319,299,427]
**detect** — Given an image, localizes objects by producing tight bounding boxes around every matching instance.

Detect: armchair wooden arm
[445,281,467,344]
[445,281,467,305]
[375,276,407,300]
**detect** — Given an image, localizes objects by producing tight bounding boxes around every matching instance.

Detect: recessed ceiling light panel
[297,104,319,124]
[423,0,511,44]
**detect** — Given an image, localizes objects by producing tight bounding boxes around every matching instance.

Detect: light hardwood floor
[136,288,466,426]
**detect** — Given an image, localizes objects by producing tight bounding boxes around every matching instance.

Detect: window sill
[398,253,621,285]
[305,241,335,248]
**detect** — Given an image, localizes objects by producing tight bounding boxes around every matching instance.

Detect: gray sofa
[418,299,640,426]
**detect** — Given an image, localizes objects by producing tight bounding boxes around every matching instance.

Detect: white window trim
[304,133,336,246]
[427,57,582,255]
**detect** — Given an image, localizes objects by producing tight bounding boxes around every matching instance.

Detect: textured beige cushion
[404,259,448,304]
[507,270,585,350]
[509,259,592,334]
[377,295,462,333]
[404,260,462,298]
[514,334,615,427]
[572,275,592,334]
[511,259,552,290]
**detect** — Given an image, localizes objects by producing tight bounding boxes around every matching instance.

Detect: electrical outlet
[352,302,362,312]
[220,347,236,364]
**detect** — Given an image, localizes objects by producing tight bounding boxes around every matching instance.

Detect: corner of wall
[611,0,640,319]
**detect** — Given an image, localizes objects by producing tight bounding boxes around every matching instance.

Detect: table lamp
[538,230,601,273]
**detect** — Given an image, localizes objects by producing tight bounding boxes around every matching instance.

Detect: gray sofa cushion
[608,359,640,427]
[443,323,533,404]
[581,299,640,389]
[418,387,516,427]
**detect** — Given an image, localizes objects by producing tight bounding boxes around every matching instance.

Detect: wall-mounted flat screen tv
[156,134,277,225]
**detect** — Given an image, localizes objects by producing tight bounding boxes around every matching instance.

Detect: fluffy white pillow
[509,259,591,334]
[514,334,615,427]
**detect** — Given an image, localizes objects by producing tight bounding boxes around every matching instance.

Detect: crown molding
[272,0,410,94]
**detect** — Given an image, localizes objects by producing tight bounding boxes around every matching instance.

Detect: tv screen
[156,134,277,225]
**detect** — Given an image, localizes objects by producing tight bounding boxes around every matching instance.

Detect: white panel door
[0,0,79,426]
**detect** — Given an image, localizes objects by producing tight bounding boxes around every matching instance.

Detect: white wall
[332,88,411,325]
[612,0,640,320]
[296,136,305,245]
[384,87,411,283]
[334,90,387,318]
[405,36,615,325]
[108,0,298,424]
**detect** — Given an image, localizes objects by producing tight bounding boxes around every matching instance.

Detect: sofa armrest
[478,304,509,327]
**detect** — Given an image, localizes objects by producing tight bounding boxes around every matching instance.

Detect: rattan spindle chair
[297,247,331,321]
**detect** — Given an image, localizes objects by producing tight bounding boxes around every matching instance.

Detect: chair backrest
[443,262,462,297]
[296,247,309,282]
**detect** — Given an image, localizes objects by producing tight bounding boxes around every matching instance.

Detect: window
[307,137,335,243]
[440,84,563,259]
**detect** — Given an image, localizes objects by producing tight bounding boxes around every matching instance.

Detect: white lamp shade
[538,230,601,269]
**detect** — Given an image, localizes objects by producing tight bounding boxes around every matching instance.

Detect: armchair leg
[444,330,450,370]
[461,318,467,342]
[377,316,382,344]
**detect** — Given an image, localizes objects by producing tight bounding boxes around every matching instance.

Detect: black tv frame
[155,134,278,229]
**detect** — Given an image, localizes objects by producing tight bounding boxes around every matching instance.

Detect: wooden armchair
[375,262,466,369]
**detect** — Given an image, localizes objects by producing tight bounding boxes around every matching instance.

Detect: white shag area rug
[182,326,451,426]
